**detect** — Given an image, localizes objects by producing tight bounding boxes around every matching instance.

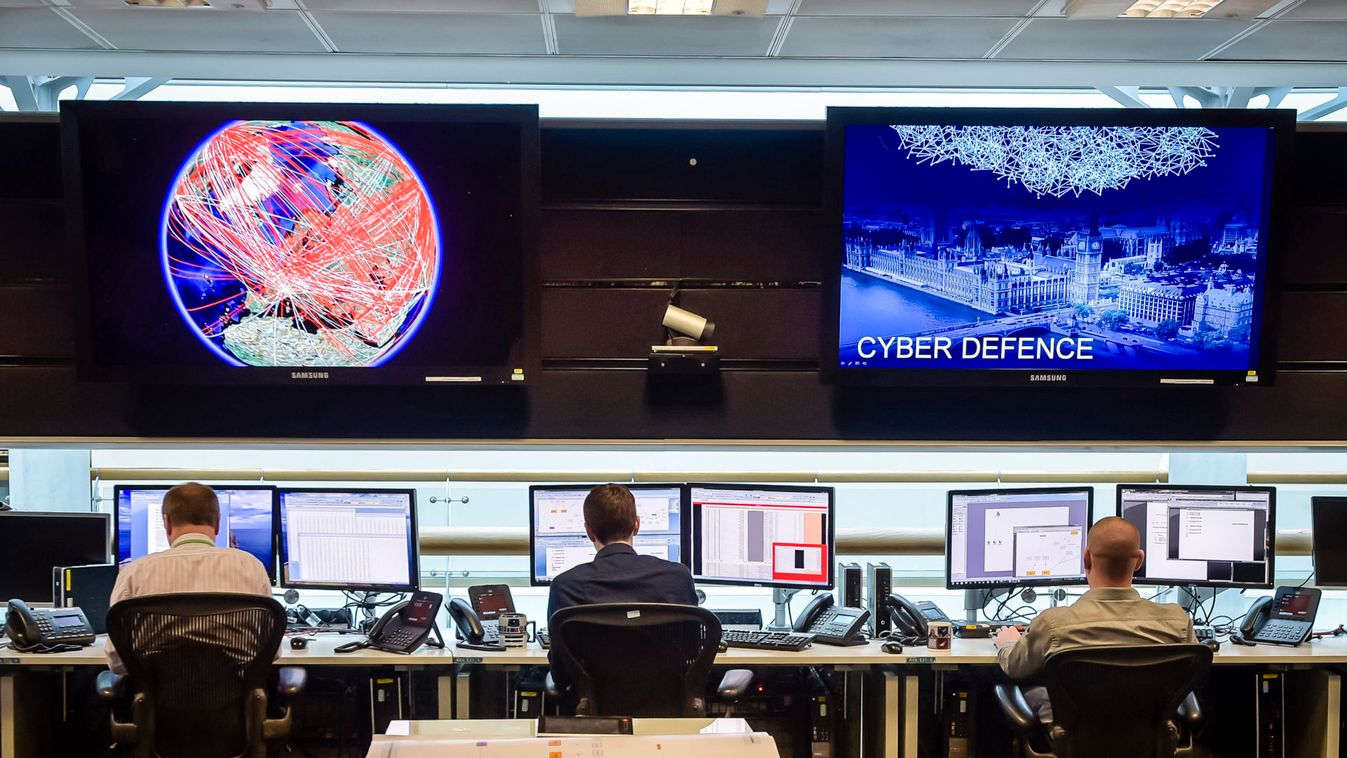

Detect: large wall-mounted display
[64,102,538,385]
[824,107,1295,387]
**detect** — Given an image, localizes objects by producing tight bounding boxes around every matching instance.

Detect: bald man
[993,517,1197,722]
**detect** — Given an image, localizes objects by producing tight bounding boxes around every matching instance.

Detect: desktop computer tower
[943,686,976,758]
[1256,671,1284,758]
[837,562,863,608]
[867,563,892,637]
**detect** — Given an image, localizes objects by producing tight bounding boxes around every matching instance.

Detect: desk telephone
[886,594,940,645]
[793,595,871,646]
[1238,586,1321,647]
[4,599,96,653]
[447,584,515,652]
[334,591,445,655]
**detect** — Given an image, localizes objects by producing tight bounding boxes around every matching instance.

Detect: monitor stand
[962,588,1011,624]
[766,588,801,631]
[1177,585,1222,626]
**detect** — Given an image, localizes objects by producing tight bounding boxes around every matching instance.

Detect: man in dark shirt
[546,484,698,685]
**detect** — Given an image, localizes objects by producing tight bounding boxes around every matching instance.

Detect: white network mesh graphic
[888,124,1220,198]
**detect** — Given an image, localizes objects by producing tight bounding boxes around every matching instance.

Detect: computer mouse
[1204,638,1221,653]
[290,637,309,651]
[881,641,904,654]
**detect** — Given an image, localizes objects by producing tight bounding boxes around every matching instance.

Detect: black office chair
[97,593,307,758]
[994,644,1211,758]
[548,603,754,717]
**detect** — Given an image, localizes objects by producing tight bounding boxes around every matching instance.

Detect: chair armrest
[96,671,127,702]
[275,667,307,698]
[717,669,755,702]
[994,684,1037,734]
[1177,691,1202,727]
[545,671,565,700]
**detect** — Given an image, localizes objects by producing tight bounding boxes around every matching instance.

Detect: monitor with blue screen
[115,485,276,582]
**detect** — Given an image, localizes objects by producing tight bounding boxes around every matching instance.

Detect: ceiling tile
[313,12,547,54]
[781,17,1017,58]
[67,8,326,51]
[302,0,540,12]
[797,0,1042,16]
[1213,19,1347,60]
[0,8,101,49]
[997,18,1254,60]
[1278,0,1347,19]
[554,15,779,55]
[548,0,792,12]
[0,1,50,6]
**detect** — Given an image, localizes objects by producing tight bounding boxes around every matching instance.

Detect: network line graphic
[889,124,1220,198]
[163,120,440,368]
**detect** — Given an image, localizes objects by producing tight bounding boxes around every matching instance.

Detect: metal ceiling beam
[1299,87,1347,121]
[2,76,39,112]
[2,51,1347,90]
[108,76,169,101]
[1096,85,1148,108]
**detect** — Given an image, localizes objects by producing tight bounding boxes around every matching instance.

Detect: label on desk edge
[906,656,936,664]
[456,657,484,664]
[0,658,20,665]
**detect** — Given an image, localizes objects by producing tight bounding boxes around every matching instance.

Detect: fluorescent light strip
[1120,0,1224,17]
[629,0,714,14]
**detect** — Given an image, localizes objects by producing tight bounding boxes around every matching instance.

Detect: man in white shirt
[105,482,274,673]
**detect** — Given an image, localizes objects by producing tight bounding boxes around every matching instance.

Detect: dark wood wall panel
[2,118,1347,442]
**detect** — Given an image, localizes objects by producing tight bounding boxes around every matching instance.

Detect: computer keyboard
[721,629,815,652]
[537,629,550,649]
[1194,626,1215,641]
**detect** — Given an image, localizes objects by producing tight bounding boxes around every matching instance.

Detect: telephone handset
[335,591,446,655]
[4,599,96,653]
[1239,587,1321,646]
[792,594,871,646]
[447,598,506,651]
[886,593,930,645]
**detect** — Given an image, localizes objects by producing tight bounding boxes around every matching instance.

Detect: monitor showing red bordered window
[689,484,835,590]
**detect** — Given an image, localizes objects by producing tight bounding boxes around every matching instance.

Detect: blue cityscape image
[838,123,1272,373]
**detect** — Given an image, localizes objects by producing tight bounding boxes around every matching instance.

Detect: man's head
[1084,516,1144,588]
[161,482,221,543]
[583,484,640,549]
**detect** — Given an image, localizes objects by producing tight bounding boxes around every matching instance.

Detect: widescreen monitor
[1311,497,1347,587]
[824,107,1294,387]
[1118,484,1275,589]
[115,485,276,581]
[64,101,538,385]
[947,487,1093,590]
[277,488,419,592]
[0,512,110,604]
[689,484,835,590]
[529,484,687,586]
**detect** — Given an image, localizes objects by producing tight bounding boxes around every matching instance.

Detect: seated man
[994,516,1197,723]
[105,482,273,673]
[546,483,698,685]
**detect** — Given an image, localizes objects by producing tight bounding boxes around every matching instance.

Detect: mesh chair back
[550,603,721,717]
[105,593,286,758]
[1043,644,1212,758]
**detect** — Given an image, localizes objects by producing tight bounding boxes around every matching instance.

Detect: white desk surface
[386,717,754,738]
[8,635,1347,668]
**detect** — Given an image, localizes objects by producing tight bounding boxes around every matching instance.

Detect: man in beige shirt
[105,483,274,674]
[994,516,1197,722]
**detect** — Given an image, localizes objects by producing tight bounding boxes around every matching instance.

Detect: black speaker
[867,562,893,636]
[837,562,863,608]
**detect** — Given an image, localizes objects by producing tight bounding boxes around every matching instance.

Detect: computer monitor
[115,485,276,581]
[0,512,111,604]
[689,483,835,590]
[1118,484,1275,589]
[1311,497,1347,587]
[529,484,687,586]
[277,488,419,592]
[947,487,1093,590]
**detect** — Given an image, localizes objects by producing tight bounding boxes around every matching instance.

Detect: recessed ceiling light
[1120,0,1224,17]
[575,0,766,17]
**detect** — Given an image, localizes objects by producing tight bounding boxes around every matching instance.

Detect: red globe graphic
[162,120,440,368]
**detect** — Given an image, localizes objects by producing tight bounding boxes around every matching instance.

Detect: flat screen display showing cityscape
[828,108,1290,386]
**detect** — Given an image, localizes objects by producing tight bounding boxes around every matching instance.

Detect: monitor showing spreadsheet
[115,485,276,581]
[690,484,835,590]
[1118,484,1275,589]
[946,487,1093,590]
[529,484,687,586]
[277,488,419,592]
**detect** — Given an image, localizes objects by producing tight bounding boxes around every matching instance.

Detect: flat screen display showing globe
[825,107,1292,387]
[66,102,536,384]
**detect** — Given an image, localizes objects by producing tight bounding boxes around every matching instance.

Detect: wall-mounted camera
[650,293,719,376]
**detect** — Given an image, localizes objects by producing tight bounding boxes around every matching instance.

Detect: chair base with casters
[993,643,1211,758]
[99,593,308,758]
[544,668,756,715]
